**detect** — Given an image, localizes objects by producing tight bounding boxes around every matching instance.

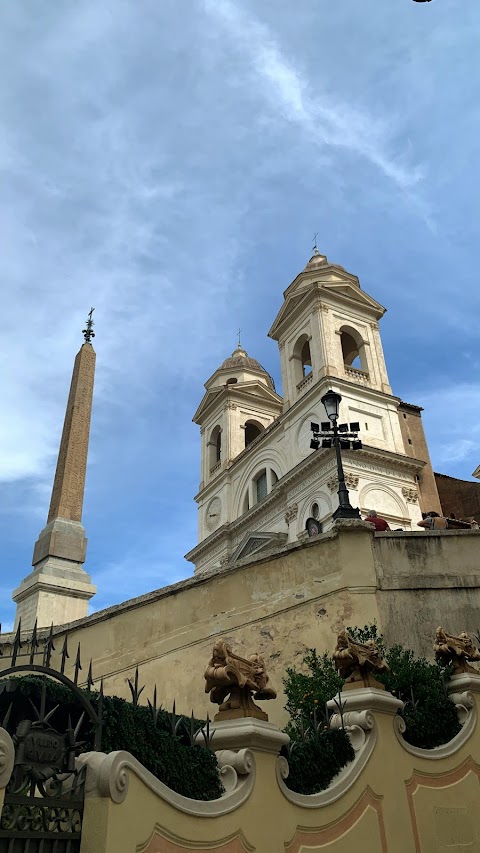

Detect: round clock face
[205,497,222,532]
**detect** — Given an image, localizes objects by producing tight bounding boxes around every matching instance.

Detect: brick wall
[434,473,480,522]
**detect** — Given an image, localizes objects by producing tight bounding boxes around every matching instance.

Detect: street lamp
[310,390,362,521]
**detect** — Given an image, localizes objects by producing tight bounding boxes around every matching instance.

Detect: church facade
[186,250,441,574]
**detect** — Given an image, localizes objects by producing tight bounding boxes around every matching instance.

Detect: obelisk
[13,310,97,629]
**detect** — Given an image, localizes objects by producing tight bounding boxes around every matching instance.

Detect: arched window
[339,326,367,373]
[245,419,264,448]
[300,339,312,376]
[240,467,280,516]
[209,425,222,470]
[256,470,267,502]
[292,333,313,386]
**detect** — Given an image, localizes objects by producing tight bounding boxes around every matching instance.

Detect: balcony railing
[297,372,313,393]
[209,461,221,475]
[344,365,370,385]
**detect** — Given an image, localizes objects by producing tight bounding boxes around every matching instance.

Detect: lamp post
[310,389,362,521]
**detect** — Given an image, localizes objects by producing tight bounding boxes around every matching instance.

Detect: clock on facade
[205,497,222,532]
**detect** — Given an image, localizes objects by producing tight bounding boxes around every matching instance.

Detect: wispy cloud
[202,0,424,192]
[410,382,480,477]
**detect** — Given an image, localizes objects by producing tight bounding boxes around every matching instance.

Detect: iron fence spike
[60,633,69,674]
[11,619,22,666]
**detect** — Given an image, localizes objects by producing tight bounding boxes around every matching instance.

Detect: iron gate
[0,621,103,853]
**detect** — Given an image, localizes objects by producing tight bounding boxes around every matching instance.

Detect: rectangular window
[256,471,267,502]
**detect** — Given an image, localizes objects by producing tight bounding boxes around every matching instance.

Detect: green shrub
[283,623,461,771]
[282,729,354,795]
[284,649,342,733]
[0,676,223,801]
[377,645,461,749]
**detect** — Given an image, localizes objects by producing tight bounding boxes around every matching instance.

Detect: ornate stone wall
[40,674,480,853]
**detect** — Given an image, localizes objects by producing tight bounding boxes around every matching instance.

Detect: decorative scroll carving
[434,627,480,675]
[284,503,298,524]
[327,472,359,492]
[225,402,237,410]
[402,487,418,503]
[0,727,14,790]
[333,630,389,690]
[204,639,276,721]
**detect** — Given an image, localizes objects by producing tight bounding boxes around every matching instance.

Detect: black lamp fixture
[310,390,362,520]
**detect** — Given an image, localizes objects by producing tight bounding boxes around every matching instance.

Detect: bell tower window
[209,425,222,470]
[300,340,312,376]
[339,326,368,374]
[255,470,268,502]
[245,420,264,448]
[292,333,313,386]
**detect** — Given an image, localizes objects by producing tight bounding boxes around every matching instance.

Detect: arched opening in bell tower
[245,420,264,448]
[209,425,222,469]
[339,326,368,373]
[292,334,313,385]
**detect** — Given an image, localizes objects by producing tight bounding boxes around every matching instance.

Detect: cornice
[194,382,282,425]
[269,279,384,339]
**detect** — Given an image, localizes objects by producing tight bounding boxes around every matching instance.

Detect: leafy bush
[283,622,461,777]
[284,649,342,733]
[282,729,354,795]
[0,676,223,801]
[283,652,353,794]
[377,645,461,748]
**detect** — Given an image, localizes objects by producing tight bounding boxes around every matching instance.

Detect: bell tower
[193,344,282,543]
[269,249,392,412]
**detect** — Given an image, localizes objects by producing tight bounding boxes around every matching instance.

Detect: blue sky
[1,0,479,629]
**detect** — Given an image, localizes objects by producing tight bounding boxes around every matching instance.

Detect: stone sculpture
[433,627,480,674]
[204,638,276,721]
[333,629,389,690]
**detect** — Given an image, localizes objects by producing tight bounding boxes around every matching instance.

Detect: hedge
[0,676,223,801]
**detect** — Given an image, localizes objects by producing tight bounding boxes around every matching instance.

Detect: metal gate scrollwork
[0,619,103,853]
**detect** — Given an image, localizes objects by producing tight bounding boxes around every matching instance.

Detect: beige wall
[2,524,478,729]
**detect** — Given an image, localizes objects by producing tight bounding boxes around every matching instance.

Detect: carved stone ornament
[402,487,418,503]
[0,727,15,790]
[284,503,298,525]
[433,627,480,675]
[204,638,276,722]
[225,402,237,410]
[327,473,359,492]
[333,630,389,690]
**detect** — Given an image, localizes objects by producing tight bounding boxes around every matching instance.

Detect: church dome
[220,345,265,372]
[219,346,276,390]
[304,248,328,271]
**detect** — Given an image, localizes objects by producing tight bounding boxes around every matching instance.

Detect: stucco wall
[373,529,480,657]
[2,526,479,730]
[43,523,381,728]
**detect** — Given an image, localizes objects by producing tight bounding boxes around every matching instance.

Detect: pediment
[231,531,288,563]
[193,381,282,424]
[269,278,385,339]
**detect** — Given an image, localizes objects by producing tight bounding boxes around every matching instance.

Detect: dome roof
[220,345,266,373]
[304,248,328,271]
[219,345,275,390]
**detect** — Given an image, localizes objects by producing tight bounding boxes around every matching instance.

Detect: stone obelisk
[13,311,97,629]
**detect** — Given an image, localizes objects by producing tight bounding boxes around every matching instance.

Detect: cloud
[202,0,424,192]
[410,382,480,477]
